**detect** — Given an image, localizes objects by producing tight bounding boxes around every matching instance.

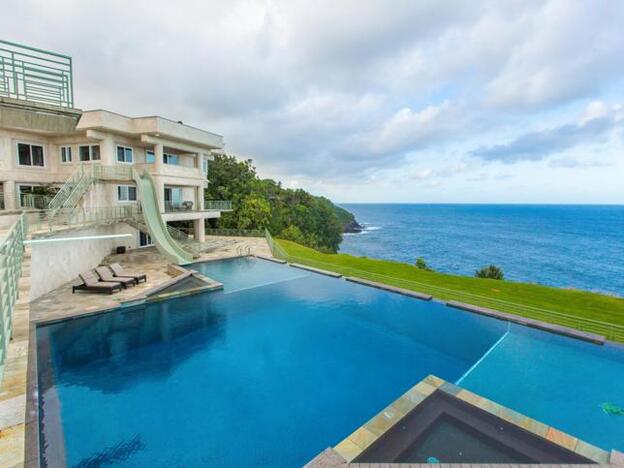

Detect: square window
[92,145,100,160]
[117,146,133,163]
[117,185,137,202]
[146,150,156,164]
[17,143,45,167]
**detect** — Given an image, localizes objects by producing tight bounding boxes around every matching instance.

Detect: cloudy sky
[3,0,623,203]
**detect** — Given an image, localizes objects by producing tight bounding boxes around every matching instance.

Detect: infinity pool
[37,258,624,466]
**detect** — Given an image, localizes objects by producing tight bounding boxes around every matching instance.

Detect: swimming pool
[37,257,624,466]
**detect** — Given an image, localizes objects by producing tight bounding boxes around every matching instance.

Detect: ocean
[339,204,624,296]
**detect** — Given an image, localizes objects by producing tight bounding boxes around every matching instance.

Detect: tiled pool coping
[308,375,619,467]
[120,264,223,305]
[345,277,433,301]
[446,301,605,344]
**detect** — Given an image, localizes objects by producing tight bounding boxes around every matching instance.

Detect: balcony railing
[0,39,73,108]
[164,200,232,212]
[20,193,53,210]
[0,213,27,381]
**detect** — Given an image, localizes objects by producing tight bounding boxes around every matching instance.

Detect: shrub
[415,257,433,271]
[475,265,504,280]
[278,225,306,244]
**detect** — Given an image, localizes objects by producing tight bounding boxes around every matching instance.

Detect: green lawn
[275,239,624,341]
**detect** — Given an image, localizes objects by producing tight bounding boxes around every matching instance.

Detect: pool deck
[0,236,270,468]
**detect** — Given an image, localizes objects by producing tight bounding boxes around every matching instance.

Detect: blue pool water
[38,258,624,467]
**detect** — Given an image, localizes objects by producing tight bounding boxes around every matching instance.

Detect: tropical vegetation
[206,154,357,252]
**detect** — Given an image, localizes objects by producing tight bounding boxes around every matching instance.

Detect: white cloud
[1,0,623,202]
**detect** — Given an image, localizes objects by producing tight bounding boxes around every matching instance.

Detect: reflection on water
[74,434,145,468]
[38,295,227,395]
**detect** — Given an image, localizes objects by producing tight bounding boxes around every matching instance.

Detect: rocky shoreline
[343,219,363,233]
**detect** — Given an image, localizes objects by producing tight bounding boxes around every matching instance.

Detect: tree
[475,265,504,280]
[237,196,271,230]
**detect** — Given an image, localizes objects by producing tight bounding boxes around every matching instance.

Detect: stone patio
[31,236,271,324]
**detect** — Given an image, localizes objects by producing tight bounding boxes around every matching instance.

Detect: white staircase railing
[47,164,92,213]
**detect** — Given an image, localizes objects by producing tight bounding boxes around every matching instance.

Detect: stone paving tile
[334,438,362,462]
[0,423,25,468]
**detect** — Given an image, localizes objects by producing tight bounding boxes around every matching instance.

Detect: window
[202,158,209,174]
[79,145,100,161]
[17,143,45,167]
[117,145,134,164]
[163,153,179,165]
[139,231,153,247]
[60,146,72,163]
[146,150,156,164]
[117,185,137,202]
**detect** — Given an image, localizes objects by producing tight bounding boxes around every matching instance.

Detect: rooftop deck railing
[0,213,27,382]
[0,39,73,108]
[264,230,624,342]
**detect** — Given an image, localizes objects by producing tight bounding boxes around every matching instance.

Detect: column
[3,180,16,210]
[196,186,204,211]
[100,137,116,165]
[194,218,205,242]
[154,143,164,174]
[154,178,165,213]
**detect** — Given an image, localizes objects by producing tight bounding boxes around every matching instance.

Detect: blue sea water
[339,204,624,296]
[38,258,624,467]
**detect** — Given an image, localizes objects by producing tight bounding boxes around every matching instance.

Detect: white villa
[0,39,237,305]
[0,105,227,242]
[0,40,231,257]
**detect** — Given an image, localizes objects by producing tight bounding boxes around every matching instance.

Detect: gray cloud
[470,117,617,163]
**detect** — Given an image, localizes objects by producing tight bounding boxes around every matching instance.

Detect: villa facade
[0,39,234,304]
[0,101,226,245]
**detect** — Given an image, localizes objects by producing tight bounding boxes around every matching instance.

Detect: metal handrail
[0,213,28,381]
[47,164,88,211]
[0,39,73,107]
[264,230,624,342]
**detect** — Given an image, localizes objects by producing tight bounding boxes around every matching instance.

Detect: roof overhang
[76,110,224,150]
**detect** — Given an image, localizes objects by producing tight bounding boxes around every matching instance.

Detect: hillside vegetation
[276,239,624,339]
[206,154,354,252]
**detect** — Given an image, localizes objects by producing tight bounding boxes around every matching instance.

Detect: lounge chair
[95,266,136,288]
[73,271,123,295]
[109,263,147,283]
